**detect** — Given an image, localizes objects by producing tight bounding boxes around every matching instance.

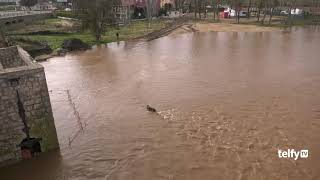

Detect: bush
[62,38,90,51]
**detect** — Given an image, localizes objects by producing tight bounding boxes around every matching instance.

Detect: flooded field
[1,26,320,180]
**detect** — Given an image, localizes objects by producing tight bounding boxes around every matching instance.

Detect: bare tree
[260,0,268,24]
[247,0,252,19]
[194,0,198,18]
[192,0,205,19]
[212,0,218,21]
[268,0,279,25]
[198,0,202,19]
[257,0,263,21]
[75,0,120,42]
[175,0,186,12]
[287,0,297,25]
[146,0,158,28]
[232,0,243,23]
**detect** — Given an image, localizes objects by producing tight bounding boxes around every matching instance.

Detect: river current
[1,26,320,180]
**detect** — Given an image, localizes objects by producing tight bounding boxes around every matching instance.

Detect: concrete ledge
[0,46,43,78]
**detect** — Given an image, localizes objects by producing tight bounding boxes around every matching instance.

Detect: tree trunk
[236,3,240,24]
[213,1,219,21]
[287,0,297,26]
[198,0,201,19]
[317,0,320,22]
[247,0,252,19]
[204,2,207,18]
[257,0,263,22]
[95,20,103,42]
[261,7,267,25]
[268,7,274,25]
[217,2,220,21]
[194,0,197,19]
[213,2,216,21]
[288,6,293,26]
[146,0,153,28]
[95,33,101,42]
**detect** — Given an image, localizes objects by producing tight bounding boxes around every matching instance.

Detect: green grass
[236,15,320,28]
[15,33,95,50]
[9,18,169,51]
[55,10,78,19]
[5,18,79,35]
[0,5,15,11]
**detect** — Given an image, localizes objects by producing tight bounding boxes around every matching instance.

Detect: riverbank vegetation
[74,0,120,42]
[4,18,171,51]
[1,0,319,58]
[187,0,320,27]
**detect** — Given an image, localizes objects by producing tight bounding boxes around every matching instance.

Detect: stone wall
[0,46,59,167]
[0,46,27,69]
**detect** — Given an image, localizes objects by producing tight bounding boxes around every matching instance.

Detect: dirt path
[169,22,281,36]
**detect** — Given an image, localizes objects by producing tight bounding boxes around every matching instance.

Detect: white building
[32,2,56,11]
[160,0,174,8]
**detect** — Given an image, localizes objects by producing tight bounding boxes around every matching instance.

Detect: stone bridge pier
[0,46,59,167]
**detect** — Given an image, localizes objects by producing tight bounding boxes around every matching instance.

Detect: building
[56,0,72,9]
[114,5,131,24]
[121,0,160,18]
[160,0,174,8]
[32,1,56,11]
[0,46,59,167]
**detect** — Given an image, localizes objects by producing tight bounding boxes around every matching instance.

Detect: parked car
[291,8,303,15]
[239,11,247,17]
[280,10,289,15]
[227,9,247,17]
[280,9,303,16]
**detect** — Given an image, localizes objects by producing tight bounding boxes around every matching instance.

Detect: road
[0,11,51,19]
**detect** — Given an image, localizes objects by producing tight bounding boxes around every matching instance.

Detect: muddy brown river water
[1,26,320,180]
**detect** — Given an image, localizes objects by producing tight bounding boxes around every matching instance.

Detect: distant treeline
[173,0,320,24]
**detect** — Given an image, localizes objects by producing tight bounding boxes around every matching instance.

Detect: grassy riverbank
[5,18,171,51]
[3,15,319,57]
[184,12,320,28]
[234,16,320,28]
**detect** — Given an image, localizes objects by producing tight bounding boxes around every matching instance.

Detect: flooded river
[1,27,320,180]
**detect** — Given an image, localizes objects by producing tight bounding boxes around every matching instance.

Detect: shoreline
[34,20,320,62]
[34,21,185,62]
[35,21,283,62]
[168,22,281,37]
